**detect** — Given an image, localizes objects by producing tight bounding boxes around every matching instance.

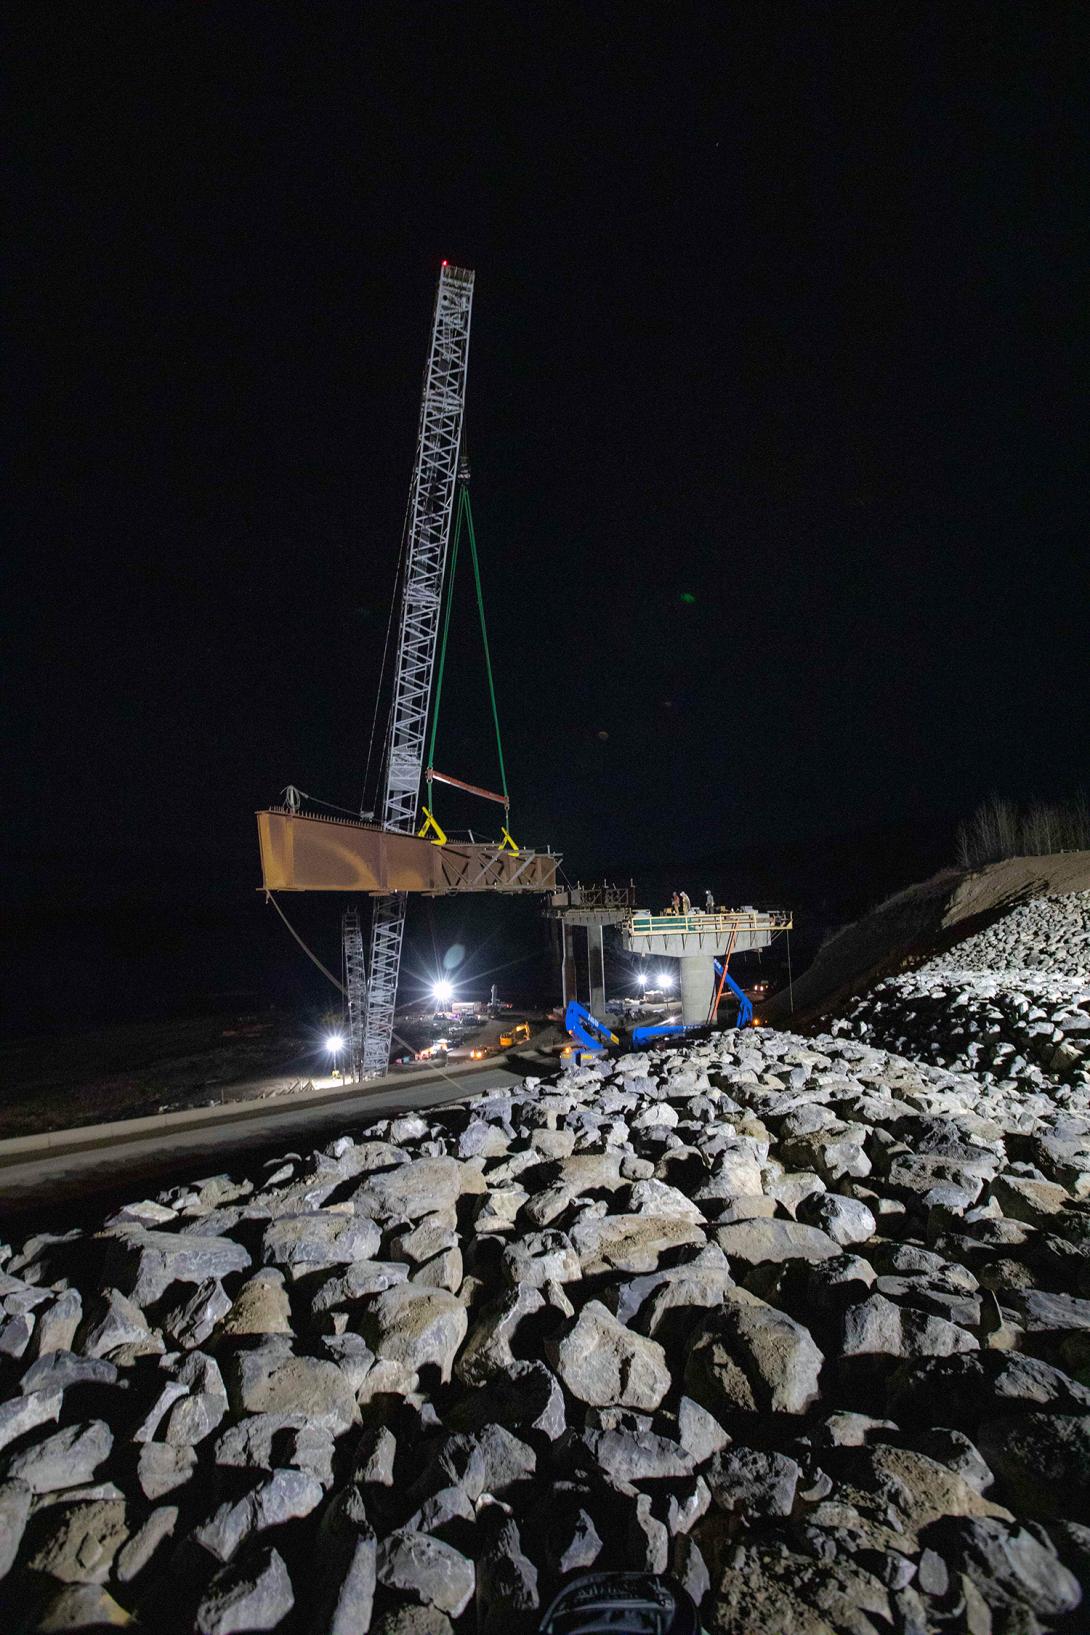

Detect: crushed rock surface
[2,895,1090,1631]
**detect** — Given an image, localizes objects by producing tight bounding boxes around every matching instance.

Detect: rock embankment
[833,893,1090,1097]
[2,1002,1089,1632]
[762,853,1090,1028]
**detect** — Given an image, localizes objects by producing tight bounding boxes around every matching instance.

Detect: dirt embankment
[0,1015,313,1141]
[761,851,1090,1030]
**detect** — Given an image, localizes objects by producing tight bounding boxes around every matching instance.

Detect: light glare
[432,980,454,1003]
[326,1034,345,1053]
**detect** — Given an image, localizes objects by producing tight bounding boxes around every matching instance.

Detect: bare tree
[1072,793,1090,850]
[994,795,1018,858]
[1022,801,1053,856]
[955,819,973,869]
[956,789,1089,866]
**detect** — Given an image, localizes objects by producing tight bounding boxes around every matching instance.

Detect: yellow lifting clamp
[498,826,520,856]
[417,807,448,846]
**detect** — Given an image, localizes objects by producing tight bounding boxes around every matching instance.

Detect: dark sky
[8,3,1089,1030]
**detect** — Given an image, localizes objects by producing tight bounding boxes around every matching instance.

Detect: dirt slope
[761,850,1090,1030]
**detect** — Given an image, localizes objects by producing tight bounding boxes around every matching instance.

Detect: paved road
[0,1058,529,1223]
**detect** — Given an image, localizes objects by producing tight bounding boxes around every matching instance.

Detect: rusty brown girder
[256,808,559,895]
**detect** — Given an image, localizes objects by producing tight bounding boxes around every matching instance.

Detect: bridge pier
[561,921,578,1009]
[587,922,607,1016]
[617,907,793,1027]
[545,884,636,1018]
[679,955,713,1026]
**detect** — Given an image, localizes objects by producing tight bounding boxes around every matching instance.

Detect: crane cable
[265,892,346,993]
[427,483,509,816]
[264,890,509,1101]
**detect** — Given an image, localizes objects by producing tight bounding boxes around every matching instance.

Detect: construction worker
[679,890,691,915]
[668,892,680,915]
[705,889,715,912]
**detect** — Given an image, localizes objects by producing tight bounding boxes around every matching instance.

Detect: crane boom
[362,263,475,1077]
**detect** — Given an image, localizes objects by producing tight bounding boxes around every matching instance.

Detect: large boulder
[926,1516,1082,1626]
[261,1212,380,1271]
[0,1389,62,1455]
[2,1421,113,1495]
[686,1291,823,1416]
[840,1294,977,1362]
[455,1284,546,1387]
[76,1288,163,1361]
[977,1412,1090,1522]
[220,1270,293,1336]
[376,1530,475,1618]
[196,1544,295,1634]
[357,1284,467,1383]
[225,1344,359,1434]
[0,1479,32,1577]
[713,1219,841,1269]
[548,1301,670,1410]
[27,1499,129,1585]
[707,1447,800,1518]
[569,1215,705,1275]
[102,1226,250,1304]
[195,1467,324,1562]
[353,1158,477,1222]
[501,1232,581,1288]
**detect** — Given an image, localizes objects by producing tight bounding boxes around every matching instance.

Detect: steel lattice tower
[361,264,474,1078]
[341,907,367,1082]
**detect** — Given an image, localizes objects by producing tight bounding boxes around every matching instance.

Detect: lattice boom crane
[362,263,475,1076]
[257,263,559,1083]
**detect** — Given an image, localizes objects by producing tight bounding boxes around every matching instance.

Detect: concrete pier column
[561,921,578,1009]
[679,955,712,1026]
[587,922,607,1017]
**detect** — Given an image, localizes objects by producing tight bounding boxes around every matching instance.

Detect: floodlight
[432,980,454,1004]
[326,1034,345,1053]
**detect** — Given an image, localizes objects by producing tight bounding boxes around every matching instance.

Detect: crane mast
[360,263,475,1077]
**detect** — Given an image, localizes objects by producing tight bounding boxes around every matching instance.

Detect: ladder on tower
[359,263,475,1078]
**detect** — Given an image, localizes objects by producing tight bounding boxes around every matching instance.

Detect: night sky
[8,3,1089,1033]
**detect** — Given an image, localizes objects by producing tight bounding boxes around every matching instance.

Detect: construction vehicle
[564,960,753,1062]
[499,1020,531,1048]
[563,1001,692,1061]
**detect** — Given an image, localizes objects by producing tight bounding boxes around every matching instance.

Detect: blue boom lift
[564,958,752,1061]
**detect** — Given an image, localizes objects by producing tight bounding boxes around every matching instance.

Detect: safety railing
[624,909,793,938]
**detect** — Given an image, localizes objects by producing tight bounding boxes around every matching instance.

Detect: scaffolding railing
[625,909,793,938]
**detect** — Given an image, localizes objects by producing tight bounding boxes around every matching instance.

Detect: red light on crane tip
[442,259,449,266]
